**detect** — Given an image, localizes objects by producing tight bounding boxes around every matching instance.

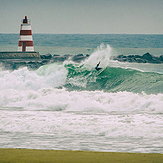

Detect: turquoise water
[65,64,163,94]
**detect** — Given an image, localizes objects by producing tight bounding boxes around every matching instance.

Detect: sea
[0,34,163,153]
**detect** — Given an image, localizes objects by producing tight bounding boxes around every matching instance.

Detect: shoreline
[1,52,163,71]
[0,148,162,163]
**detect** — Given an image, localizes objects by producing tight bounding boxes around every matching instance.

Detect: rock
[141,53,161,63]
[72,54,87,62]
[50,54,89,63]
[135,58,147,63]
[142,52,153,60]
[40,53,52,59]
[27,61,42,70]
[112,52,163,64]
[159,55,163,62]
[51,54,72,62]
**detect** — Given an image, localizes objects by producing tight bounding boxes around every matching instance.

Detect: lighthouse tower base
[0,51,40,59]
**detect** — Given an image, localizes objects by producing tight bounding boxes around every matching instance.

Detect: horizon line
[0,33,163,35]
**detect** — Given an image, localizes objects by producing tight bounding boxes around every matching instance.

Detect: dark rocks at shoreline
[40,53,90,63]
[112,53,163,64]
[40,53,52,60]
[0,60,44,70]
[0,53,90,70]
[72,54,90,63]
[1,52,163,71]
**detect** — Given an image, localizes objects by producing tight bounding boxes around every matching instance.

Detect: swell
[64,64,163,94]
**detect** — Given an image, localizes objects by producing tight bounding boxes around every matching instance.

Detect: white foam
[0,92,163,152]
[0,60,163,153]
[0,61,163,113]
[83,44,112,70]
[1,80,163,114]
[0,63,67,90]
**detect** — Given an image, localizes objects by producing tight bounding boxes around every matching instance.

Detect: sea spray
[83,44,112,70]
[63,44,113,90]
[36,63,68,88]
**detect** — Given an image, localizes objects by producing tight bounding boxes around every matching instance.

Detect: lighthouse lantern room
[18,16,34,52]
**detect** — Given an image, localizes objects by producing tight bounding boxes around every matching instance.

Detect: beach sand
[0,148,162,163]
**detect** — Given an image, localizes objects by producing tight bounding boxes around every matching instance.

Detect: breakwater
[112,52,163,64]
[0,51,41,69]
[1,52,163,70]
[0,53,89,70]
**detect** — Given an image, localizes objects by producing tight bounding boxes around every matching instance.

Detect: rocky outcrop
[1,51,163,71]
[40,53,52,60]
[72,54,90,63]
[40,54,90,63]
[112,53,163,64]
[0,53,90,70]
[0,60,43,70]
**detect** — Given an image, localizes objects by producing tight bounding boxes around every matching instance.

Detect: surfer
[95,61,102,71]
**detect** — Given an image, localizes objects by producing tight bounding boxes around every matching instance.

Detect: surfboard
[97,68,106,76]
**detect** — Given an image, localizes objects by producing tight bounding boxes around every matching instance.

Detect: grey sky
[0,0,163,34]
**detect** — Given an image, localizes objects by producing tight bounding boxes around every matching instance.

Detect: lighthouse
[18,16,34,52]
[0,16,40,62]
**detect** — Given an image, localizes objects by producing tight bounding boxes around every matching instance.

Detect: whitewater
[0,43,163,153]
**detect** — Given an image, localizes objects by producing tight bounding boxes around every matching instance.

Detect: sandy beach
[0,148,162,163]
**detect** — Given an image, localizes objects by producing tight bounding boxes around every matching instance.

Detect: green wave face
[64,63,163,94]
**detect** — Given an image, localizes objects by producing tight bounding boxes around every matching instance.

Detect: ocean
[0,34,163,153]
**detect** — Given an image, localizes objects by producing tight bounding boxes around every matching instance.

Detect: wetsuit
[95,62,102,71]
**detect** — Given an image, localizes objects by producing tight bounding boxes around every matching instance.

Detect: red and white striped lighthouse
[18,16,34,52]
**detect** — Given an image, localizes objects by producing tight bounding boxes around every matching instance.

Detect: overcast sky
[0,0,163,34]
